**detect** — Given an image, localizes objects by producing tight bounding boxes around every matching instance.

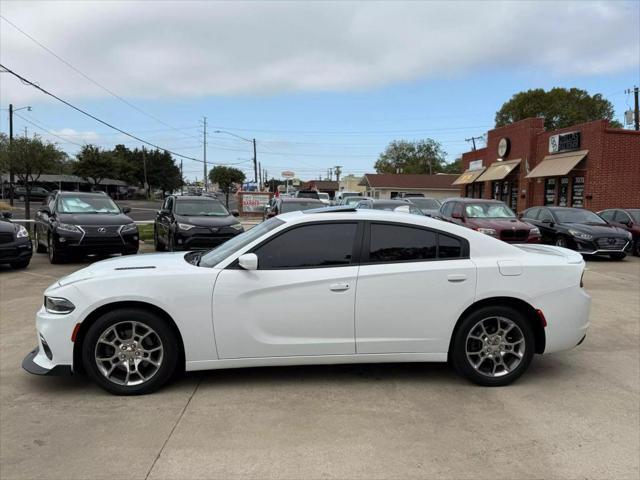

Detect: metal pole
[8,104,14,206]
[180,160,184,195]
[252,138,257,186]
[203,117,208,192]
[634,86,639,131]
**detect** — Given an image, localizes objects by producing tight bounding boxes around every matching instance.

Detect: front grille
[595,237,627,250]
[500,229,529,242]
[81,225,122,236]
[0,233,14,245]
[79,225,123,247]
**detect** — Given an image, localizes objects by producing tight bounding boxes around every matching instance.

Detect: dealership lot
[0,253,638,479]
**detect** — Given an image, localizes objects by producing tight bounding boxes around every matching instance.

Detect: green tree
[495,88,622,130]
[145,148,182,197]
[7,135,65,222]
[374,139,447,174]
[209,166,245,207]
[74,144,114,188]
[441,157,462,174]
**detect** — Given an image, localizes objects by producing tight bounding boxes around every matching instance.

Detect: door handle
[329,283,350,292]
[447,274,467,283]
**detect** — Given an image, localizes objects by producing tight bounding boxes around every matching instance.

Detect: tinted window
[438,234,462,258]
[280,201,322,213]
[613,210,630,223]
[175,200,228,216]
[554,209,606,225]
[538,209,554,222]
[255,223,357,269]
[522,208,539,220]
[58,195,120,214]
[368,224,437,262]
[440,202,453,217]
[598,210,615,221]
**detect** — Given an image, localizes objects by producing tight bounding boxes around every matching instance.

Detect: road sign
[281,171,295,179]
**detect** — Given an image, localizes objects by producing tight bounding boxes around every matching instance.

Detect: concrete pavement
[1,254,638,479]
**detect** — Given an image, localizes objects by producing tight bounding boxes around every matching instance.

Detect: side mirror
[238,253,258,270]
[231,209,239,217]
[122,206,131,214]
[38,206,51,216]
[1,211,12,219]
[541,218,552,224]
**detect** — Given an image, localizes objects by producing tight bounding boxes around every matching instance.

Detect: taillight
[536,309,547,328]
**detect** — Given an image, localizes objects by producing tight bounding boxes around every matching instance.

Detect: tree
[74,144,113,188]
[144,148,182,197]
[495,88,622,130]
[209,166,245,207]
[441,157,462,174]
[7,135,65,223]
[374,139,447,174]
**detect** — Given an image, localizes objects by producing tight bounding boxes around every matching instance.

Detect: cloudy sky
[1,0,639,181]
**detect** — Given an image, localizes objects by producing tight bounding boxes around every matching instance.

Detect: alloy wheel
[555,238,567,247]
[465,316,525,378]
[94,321,164,387]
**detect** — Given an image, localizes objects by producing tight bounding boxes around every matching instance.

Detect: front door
[212,221,361,359]
[355,222,476,354]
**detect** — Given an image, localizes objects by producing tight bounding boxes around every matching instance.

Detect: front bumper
[53,229,138,255]
[0,239,33,264]
[572,238,630,256]
[22,347,72,376]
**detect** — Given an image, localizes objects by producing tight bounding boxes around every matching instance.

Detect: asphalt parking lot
[1,252,638,480]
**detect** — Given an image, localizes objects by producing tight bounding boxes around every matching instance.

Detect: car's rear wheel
[82,308,178,395]
[451,306,534,386]
[610,253,626,260]
[154,228,165,251]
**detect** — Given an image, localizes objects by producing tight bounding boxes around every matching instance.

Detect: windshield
[372,202,406,211]
[345,196,365,205]
[58,195,120,214]
[175,200,229,216]
[199,217,284,267]
[281,201,322,213]
[318,193,330,200]
[555,209,607,225]
[464,203,515,218]
[628,210,640,223]
[409,198,441,210]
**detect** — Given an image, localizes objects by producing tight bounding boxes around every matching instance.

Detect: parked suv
[0,211,32,269]
[439,198,540,243]
[3,186,50,202]
[597,209,640,256]
[264,197,323,219]
[34,191,138,263]
[522,206,632,260]
[154,195,243,251]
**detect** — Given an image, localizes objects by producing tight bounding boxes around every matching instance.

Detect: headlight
[16,225,29,238]
[120,223,138,233]
[44,296,75,314]
[56,223,82,234]
[627,232,633,240]
[529,227,540,235]
[569,229,593,241]
[178,223,196,231]
[230,223,244,231]
[477,228,497,236]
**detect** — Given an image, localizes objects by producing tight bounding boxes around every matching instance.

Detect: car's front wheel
[10,258,30,269]
[451,306,534,386]
[82,308,178,395]
[47,235,67,264]
[34,229,47,253]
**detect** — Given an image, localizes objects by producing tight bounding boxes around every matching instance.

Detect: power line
[0,14,200,143]
[13,112,85,147]
[208,124,493,136]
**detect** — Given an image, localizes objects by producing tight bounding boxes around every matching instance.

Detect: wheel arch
[72,301,186,375]
[448,296,546,356]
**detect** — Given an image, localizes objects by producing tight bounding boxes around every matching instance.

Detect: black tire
[609,253,626,260]
[554,237,568,248]
[634,240,640,257]
[168,233,176,252]
[47,235,67,264]
[35,229,47,253]
[10,258,30,269]
[451,306,535,387]
[154,228,165,252]
[82,308,179,395]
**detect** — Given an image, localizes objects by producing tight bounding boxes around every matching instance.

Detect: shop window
[571,177,585,207]
[510,180,519,211]
[559,178,569,207]
[492,181,501,200]
[544,178,557,206]
[465,184,472,198]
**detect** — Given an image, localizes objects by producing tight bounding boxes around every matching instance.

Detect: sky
[1,0,639,182]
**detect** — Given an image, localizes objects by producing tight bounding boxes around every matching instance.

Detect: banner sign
[241,192,271,213]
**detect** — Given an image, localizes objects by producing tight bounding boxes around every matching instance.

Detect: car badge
[210,227,219,233]
[608,238,616,245]
[98,227,107,233]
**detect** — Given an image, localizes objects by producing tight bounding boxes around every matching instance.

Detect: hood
[56,252,191,287]
[562,223,628,237]
[174,214,239,228]
[56,213,133,226]
[466,217,533,231]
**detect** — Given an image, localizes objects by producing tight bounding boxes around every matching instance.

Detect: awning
[475,159,521,182]
[525,150,588,179]
[452,168,486,185]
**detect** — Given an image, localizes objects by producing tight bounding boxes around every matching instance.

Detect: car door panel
[212,266,358,358]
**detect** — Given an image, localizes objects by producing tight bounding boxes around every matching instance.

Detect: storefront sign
[549,131,581,153]
[469,159,483,171]
[498,138,510,158]
[572,176,585,207]
[544,178,556,205]
[241,192,271,213]
[559,177,569,207]
[281,171,295,179]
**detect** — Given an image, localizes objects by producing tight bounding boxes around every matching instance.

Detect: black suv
[34,191,139,263]
[154,195,243,251]
[0,211,33,269]
[3,186,50,202]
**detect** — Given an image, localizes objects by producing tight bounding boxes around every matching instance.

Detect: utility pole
[334,166,342,183]
[465,136,483,151]
[203,117,208,192]
[180,160,184,195]
[142,148,149,199]
[8,104,14,206]
[626,86,639,131]
[258,161,262,190]
[252,138,257,185]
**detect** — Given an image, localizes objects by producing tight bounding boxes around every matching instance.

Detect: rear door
[355,222,476,354]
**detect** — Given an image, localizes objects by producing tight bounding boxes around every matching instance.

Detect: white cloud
[48,128,100,145]
[1,0,638,103]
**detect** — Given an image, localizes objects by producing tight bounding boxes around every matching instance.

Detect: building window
[510,180,519,211]
[559,177,569,207]
[544,178,556,205]
[572,176,585,207]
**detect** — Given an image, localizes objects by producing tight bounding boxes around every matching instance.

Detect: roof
[360,174,459,190]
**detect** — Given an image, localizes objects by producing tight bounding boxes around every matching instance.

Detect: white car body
[27,210,590,381]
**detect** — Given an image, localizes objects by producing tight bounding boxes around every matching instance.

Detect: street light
[213,130,258,188]
[7,104,32,206]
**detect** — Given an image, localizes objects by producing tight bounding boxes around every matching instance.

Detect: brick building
[359,174,458,200]
[454,118,640,213]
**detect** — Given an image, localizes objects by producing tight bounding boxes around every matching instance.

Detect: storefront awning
[475,159,521,182]
[452,168,486,185]
[525,150,588,179]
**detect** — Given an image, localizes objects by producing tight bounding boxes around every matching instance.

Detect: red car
[439,198,540,243]
[597,208,640,256]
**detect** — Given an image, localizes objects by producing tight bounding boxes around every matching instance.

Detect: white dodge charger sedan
[23,207,590,395]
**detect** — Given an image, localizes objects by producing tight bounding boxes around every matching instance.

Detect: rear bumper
[0,239,33,263]
[538,286,591,354]
[22,347,72,376]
